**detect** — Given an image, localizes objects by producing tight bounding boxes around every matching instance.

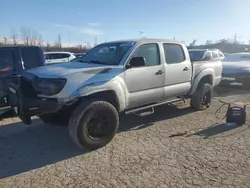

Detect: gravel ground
[0,86,250,188]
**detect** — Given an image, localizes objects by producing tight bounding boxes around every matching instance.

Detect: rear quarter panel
[190,60,222,94]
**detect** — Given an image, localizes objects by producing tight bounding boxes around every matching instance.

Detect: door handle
[183,67,189,71]
[155,70,164,75]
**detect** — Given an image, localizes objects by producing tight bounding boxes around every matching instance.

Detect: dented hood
[26,62,118,78]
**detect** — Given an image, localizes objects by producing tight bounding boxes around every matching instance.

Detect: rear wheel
[191,83,213,111]
[69,100,119,151]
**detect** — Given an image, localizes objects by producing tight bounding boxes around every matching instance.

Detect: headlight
[34,78,66,96]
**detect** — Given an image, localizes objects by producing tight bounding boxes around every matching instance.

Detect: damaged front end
[8,72,66,124]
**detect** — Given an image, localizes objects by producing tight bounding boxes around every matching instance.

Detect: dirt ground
[0,86,250,188]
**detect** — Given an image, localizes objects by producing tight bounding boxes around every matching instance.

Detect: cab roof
[103,38,184,45]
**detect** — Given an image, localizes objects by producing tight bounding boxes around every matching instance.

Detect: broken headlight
[34,78,66,96]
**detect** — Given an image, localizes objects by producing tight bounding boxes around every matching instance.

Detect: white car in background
[44,52,76,64]
[221,52,250,88]
[188,49,225,61]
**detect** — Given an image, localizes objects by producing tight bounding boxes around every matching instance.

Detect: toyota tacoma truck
[8,39,222,150]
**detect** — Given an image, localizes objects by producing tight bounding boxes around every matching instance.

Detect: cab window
[0,50,14,72]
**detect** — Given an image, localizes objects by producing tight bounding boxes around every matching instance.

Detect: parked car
[189,49,225,61]
[221,52,250,88]
[44,52,75,64]
[0,46,45,108]
[8,39,222,150]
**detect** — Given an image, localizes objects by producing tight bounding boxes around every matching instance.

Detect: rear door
[45,53,63,64]
[45,53,55,64]
[57,53,71,62]
[0,49,18,107]
[162,43,192,98]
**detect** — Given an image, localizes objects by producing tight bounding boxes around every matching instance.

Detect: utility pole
[94,37,97,46]
[233,33,237,44]
[233,33,237,53]
[68,31,71,47]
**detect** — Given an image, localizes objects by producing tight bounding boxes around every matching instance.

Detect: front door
[162,43,192,98]
[0,49,18,107]
[125,43,165,108]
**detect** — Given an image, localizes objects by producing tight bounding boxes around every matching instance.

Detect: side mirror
[126,57,145,69]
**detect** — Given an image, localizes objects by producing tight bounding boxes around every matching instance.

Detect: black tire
[69,100,119,151]
[191,83,213,111]
[39,113,69,126]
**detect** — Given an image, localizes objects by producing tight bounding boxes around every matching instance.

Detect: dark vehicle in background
[221,52,250,88]
[71,53,86,62]
[74,53,86,58]
[189,49,225,61]
[0,46,45,108]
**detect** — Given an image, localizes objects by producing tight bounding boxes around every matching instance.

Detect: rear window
[0,50,14,71]
[21,48,44,69]
[189,50,206,61]
[57,53,71,58]
[212,51,219,58]
[163,44,185,64]
[46,53,70,59]
[219,52,224,57]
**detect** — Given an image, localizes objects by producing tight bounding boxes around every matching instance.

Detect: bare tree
[76,44,83,50]
[205,40,212,45]
[46,41,51,51]
[37,34,43,46]
[54,34,62,49]
[30,30,38,46]
[11,29,18,45]
[219,38,229,44]
[20,27,31,45]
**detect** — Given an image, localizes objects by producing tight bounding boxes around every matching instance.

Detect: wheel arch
[190,69,215,95]
[81,90,121,112]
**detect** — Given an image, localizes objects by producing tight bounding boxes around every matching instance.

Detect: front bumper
[221,72,250,84]
[8,81,64,125]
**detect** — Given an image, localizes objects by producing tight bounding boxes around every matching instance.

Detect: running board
[125,98,185,115]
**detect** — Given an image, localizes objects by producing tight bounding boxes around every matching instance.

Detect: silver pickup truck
[8,38,222,150]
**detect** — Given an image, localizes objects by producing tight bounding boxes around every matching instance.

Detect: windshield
[81,42,135,65]
[189,51,205,61]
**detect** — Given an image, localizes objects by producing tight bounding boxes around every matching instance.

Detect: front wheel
[69,100,119,151]
[191,83,213,111]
